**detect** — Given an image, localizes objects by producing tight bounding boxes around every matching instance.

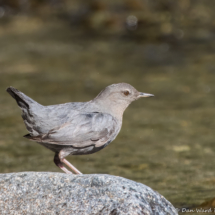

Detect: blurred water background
[0,0,215,213]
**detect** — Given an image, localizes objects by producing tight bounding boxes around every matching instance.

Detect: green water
[0,15,215,212]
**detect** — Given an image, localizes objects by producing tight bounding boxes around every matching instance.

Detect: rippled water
[0,16,215,213]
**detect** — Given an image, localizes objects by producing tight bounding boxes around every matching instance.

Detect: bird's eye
[123,90,130,96]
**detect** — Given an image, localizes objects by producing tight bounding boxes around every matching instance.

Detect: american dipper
[7,83,154,174]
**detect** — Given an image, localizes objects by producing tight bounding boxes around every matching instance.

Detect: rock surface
[0,172,177,215]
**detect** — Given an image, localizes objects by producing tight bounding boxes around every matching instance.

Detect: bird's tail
[6,86,36,109]
[6,86,42,136]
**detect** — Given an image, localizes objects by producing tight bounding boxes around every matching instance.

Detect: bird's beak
[138,92,154,98]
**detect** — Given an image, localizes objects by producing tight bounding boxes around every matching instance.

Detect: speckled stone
[0,172,177,215]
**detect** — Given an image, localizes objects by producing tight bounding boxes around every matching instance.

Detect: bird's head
[93,83,154,117]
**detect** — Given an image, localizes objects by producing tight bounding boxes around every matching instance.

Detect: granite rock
[0,172,178,215]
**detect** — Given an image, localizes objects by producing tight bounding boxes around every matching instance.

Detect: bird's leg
[59,150,83,175]
[54,153,73,174]
[61,158,82,175]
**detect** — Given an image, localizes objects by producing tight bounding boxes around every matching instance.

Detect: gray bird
[6,83,154,174]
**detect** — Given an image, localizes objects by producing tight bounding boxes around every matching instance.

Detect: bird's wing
[27,112,118,148]
[28,102,88,134]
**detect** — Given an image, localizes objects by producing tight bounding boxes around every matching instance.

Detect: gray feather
[7,83,147,156]
[41,113,118,147]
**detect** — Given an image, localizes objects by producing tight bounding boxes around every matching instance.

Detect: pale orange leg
[62,158,82,175]
[54,153,73,174]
